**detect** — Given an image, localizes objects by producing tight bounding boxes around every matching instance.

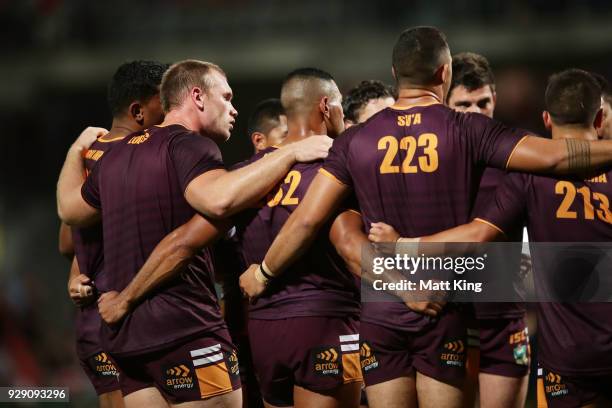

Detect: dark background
[1,0,611,406]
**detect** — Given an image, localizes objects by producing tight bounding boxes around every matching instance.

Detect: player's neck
[283,117,322,144]
[551,126,598,141]
[161,108,200,133]
[104,118,141,141]
[395,87,443,107]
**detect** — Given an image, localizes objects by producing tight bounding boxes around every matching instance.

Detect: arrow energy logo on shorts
[163,364,195,390]
[313,346,340,376]
[440,340,466,367]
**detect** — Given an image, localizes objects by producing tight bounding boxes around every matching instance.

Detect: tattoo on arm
[566,138,591,173]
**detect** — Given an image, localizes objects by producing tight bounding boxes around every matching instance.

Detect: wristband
[255,262,274,284]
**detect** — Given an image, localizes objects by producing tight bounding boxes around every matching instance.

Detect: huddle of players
[55,26,612,408]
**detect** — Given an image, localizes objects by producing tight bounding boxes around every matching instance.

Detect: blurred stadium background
[1,1,611,406]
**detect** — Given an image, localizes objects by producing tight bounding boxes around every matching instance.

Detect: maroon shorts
[248,316,361,407]
[476,317,530,377]
[79,351,121,395]
[537,366,612,408]
[360,309,467,387]
[112,329,241,403]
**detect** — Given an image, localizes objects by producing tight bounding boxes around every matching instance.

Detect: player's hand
[72,126,107,151]
[368,222,400,243]
[98,291,130,325]
[239,264,267,300]
[405,301,446,317]
[68,274,95,306]
[292,135,333,162]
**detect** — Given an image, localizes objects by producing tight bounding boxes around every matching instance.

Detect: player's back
[82,124,225,356]
[515,171,612,376]
[337,103,524,236]
[323,102,526,330]
[236,148,360,320]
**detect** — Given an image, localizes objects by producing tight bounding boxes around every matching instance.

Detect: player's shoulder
[231,146,277,170]
[160,124,200,142]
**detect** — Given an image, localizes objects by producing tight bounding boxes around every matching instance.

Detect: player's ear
[435,63,450,86]
[191,86,205,111]
[594,107,603,129]
[542,111,553,130]
[251,132,266,151]
[491,90,497,107]
[319,96,330,117]
[130,102,144,125]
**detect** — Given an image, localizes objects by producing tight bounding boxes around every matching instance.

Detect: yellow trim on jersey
[346,208,361,216]
[474,218,505,235]
[390,101,441,110]
[318,168,346,186]
[97,135,125,143]
[505,135,530,170]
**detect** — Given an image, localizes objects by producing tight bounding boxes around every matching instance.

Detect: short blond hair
[160,59,225,112]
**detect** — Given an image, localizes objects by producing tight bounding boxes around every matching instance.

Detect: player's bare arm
[508,136,612,174]
[58,222,74,259]
[98,214,229,324]
[185,135,332,218]
[369,220,501,244]
[239,172,349,297]
[56,126,106,225]
[329,210,367,278]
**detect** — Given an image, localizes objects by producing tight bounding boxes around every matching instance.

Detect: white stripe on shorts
[339,334,359,342]
[190,344,221,357]
[341,343,359,352]
[193,352,224,367]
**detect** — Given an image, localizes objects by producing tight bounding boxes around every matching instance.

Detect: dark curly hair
[107,60,169,116]
[343,80,396,123]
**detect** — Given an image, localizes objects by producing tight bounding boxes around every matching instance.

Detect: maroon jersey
[81,124,226,356]
[471,167,526,320]
[235,147,360,320]
[479,169,612,376]
[72,137,121,358]
[322,103,527,331]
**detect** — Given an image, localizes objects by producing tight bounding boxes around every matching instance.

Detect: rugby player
[234,68,362,408]
[239,27,612,408]
[57,60,332,408]
[57,60,168,408]
[343,80,395,128]
[248,98,287,152]
[448,52,529,408]
[592,73,612,140]
[377,69,612,408]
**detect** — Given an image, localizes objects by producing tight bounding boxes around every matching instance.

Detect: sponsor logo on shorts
[163,364,195,390]
[313,346,341,376]
[544,371,569,397]
[359,342,379,372]
[226,350,240,378]
[513,344,529,366]
[440,340,465,368]
[91,352,118,377]
[509,328,530,366]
